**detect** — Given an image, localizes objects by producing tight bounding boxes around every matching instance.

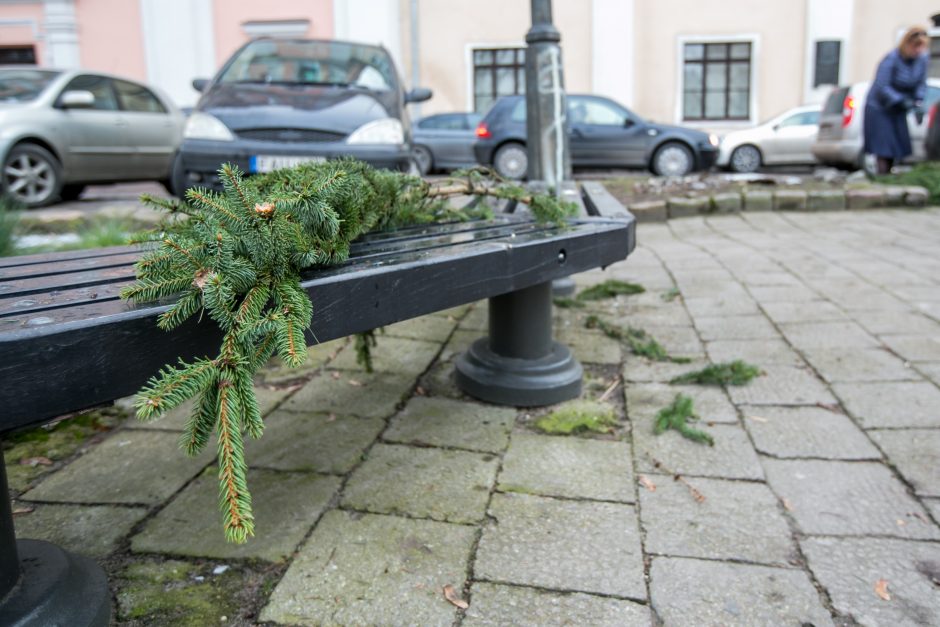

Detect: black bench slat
[0,245,139,268]
[0,252,142,281]
[0,216,631,430]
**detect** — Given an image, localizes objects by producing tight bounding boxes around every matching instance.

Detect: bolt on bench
[0,190,635,626]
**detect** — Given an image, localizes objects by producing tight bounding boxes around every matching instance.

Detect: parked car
[925,101,940,160]
[717,105,820,172]
[473,94,719,179]
[175,38,431,195]
[812,79,940,170]
[0,67,183,208]
[412,112,481,174]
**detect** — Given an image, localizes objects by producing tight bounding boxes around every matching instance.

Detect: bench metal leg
[0,447,111,627]
[456,281,582,406]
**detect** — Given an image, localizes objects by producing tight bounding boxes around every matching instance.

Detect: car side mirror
[772,123,782,132]
[405,87,433,103]
[59,90,95,109]
[192,78,210,93]
[623,118,635,128]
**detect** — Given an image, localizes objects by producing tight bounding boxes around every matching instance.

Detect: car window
[60,75,118,111]
[419,114,465,130]
[114,79,167,113]
[569,97,626,126]
[926,85,940,108]
[0,69,60,103]
[779,111,818,127]
[822,87,849,115]
[510,99,526,122]
[466,113,483,128]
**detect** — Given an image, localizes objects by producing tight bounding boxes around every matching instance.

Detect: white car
[717,105,820,172]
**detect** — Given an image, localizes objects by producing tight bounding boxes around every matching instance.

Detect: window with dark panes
[930,37,940,79]
[0,46,36,65]
[682,42,751,121]
[60,75,118,111]
[814,40,841,87]
[114,79,167,113]
[472,47,525,113]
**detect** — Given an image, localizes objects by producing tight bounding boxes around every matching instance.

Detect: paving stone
[918,362,940,385]
[846,188,885,209]
[634,423,764,480]
[741,405,880,460]
[475,493,645,598]
[869,429,940,497]
[904,185,929,206]
[261,510,475,626]
[694,315,779,341]
[668,196,707,219]
[21,431,209,505]
[622,355,710,383]
[880,334,940,362]
[705,339,804,367]
[498,433,634,502]
[762,459,938,539]
[463,582,651,626]
[131,469,339,561]
[625,382,739,424]
[743,190,773,211]
[555,328,621,364]
[749,286,820,303]
[801,347,919,383]
[833,381,940,428]
[418,357,466,400]
[459,305,488,331]
[649,557,834,627]
[760,300,849,324]
[13,503,147,559]
[854,310,940,336]
[439,328,482,361]
[807,190,846,211]
[639,476,794,565]
[384,397,515,453]
[726,365,837,406]
[259,339,347,383]
[780,321,878,350]
[384,314,457,342]
[246,411,383,474]
[330,335,441,375]
[709,192,742,213]
[926,498,940,522]
[282,370,414,418]
[773,190,808,211]
[123,385,290,431]
[801,536,940,627]
[341,444,498,523]
[629,200,667,222]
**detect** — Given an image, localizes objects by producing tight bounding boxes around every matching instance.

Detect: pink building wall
[74,0,147,79]
[212,0,334,67]
[0,2,47,66]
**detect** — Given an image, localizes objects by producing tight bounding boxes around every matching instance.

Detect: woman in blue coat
[864,27,929,174]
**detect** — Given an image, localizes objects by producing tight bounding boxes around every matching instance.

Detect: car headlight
[346,118,404,144]
[708,133,720,147]
[184,112,235,141]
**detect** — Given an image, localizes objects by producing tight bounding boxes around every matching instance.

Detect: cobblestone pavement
[5,208,940,625]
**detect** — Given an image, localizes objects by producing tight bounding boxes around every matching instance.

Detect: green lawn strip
[585,315,691,363]
[669,360,760,386]
[876,161,940,204]
[654,393,714,446]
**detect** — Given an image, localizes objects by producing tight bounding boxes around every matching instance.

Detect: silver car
[0,67,184,208]
[717,105,820,172]
[412,112,481,175]
[812,79,940,169]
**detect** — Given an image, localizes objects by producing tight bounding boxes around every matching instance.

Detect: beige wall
[633,0,807,130]
[850,0,936,84]
[75,0,147,79]
[212,0,333,67]
[0,1,47,65]
[414,0,592,115]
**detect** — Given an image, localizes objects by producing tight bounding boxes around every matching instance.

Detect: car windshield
[0,69,60,103]
[217,40,397,91]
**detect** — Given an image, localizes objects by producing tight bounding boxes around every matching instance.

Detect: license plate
[249,155,325,173]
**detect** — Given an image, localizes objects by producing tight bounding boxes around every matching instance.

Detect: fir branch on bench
[121,159,575,543]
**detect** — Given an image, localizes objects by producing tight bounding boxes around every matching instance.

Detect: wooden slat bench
[0,195,635,626]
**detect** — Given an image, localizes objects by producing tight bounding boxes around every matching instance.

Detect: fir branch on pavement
[584,315,691,363]
[669,360,761,386]
[654,394,714,446]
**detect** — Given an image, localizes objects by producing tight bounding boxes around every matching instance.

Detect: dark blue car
[474,94,719,178]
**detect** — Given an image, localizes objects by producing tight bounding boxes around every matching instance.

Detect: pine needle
[585,315,691,363]
[576,279,645,301]
[670,360,761,386]
[654,394,714,446]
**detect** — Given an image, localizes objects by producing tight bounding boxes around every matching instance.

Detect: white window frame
[464,41,526,112]
[675,33,760,128]
[241,19,311,39]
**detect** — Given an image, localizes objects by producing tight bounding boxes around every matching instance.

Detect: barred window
[814,40,841,87]
[682,42,751,121]
[0,46,36,65]
[472,47,525,113]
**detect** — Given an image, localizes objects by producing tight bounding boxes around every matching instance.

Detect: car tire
[2,143,64,208]
[651,142,694,177]
[493,142,528,180]
[414,145,433,176]
[729,145,762,173]
[170,154,191,199]
[59,184,86,202]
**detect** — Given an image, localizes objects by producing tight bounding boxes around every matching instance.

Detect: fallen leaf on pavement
[874,579,891,601]
[326,413,337,422]
[639,475,657,492]
[443,584,469,609]
[12,506,34,516]
[348,379,363,387]
[782,498,794,511]
[415,386,427,396]
[331,371,341,380]
[815,402,842,413]
[748,415,769,423]
[19,456,53,467]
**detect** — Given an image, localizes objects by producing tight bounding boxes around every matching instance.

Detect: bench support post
[0,447,111,626]
[456,281,582,406]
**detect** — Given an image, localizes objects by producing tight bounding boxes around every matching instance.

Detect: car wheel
[729,145,761,173]
[59,184,86,202]
[493,142,528,180]
[414,145,433,176]
[652,142,694,177]
[2,143,63,208]
[170,155,191,199]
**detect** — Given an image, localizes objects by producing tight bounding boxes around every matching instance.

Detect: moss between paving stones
[743,190,773,211]
[535,400,618,435]
[773,190,808,211]
[807,190,846,211]
[709,192,742,213]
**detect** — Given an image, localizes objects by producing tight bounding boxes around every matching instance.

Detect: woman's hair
[899,26,929,54]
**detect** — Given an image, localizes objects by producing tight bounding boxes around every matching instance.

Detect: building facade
[1,0,937,130]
